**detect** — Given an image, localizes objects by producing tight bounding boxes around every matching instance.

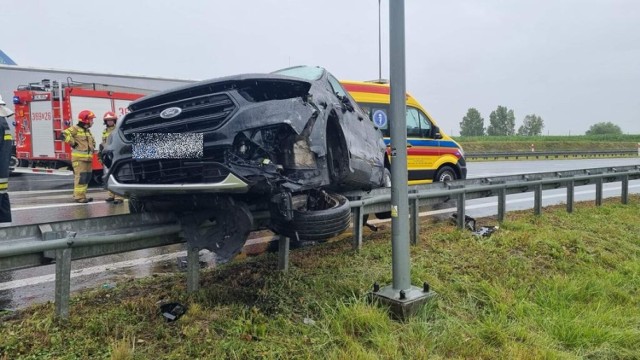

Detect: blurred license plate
[132,133,203,159]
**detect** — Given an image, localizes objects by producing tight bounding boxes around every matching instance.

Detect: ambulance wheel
[435,166,456,182]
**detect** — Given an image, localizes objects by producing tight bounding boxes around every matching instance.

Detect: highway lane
[1,157,639,311]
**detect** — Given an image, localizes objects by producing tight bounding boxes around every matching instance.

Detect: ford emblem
[160,107,182,119]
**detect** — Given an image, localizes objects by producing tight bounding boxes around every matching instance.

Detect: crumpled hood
[129,73,312,112]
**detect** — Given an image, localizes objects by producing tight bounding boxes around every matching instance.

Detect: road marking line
[0,251,187,291]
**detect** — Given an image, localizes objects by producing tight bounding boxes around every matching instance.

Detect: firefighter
[0,95,13,222]
[101,111,123,204]
[61,110,96,203]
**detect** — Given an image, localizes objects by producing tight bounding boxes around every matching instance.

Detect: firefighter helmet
[77,110,96,124]
[103,111,117,124]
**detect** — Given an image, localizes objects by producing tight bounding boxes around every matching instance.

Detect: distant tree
[487,106,515,136]
[585,122,623,135]
[459,108,485,136]
[517,114,545,136]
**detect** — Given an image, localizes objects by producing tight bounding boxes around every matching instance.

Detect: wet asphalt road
[1,158,639,311]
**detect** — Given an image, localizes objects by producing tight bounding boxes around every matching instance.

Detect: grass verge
[1,196,639,359]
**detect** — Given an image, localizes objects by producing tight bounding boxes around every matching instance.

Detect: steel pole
[378,0,382,80]
[389,0,410,291]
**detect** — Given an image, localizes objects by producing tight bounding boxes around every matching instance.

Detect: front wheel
[271,189,351,241]
[435,165,457,182]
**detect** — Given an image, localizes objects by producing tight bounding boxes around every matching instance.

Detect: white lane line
[0,251,186,291]
[12,202,106,211]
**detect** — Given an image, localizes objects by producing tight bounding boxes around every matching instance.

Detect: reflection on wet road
[1,158,639,311]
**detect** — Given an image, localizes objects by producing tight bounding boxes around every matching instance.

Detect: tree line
[459,106,624,136]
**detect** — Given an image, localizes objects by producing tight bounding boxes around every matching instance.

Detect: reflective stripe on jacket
[62,125,95,160]
[102,126,115,145]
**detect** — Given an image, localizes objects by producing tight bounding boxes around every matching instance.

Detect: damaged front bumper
[107,171,249,197]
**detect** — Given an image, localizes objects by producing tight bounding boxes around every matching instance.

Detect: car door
[326,75,385,175]
[406,106,439,183]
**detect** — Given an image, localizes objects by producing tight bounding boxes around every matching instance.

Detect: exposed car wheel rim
[271,189,351,241]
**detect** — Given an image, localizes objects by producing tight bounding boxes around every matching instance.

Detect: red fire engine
[12,79,149,182]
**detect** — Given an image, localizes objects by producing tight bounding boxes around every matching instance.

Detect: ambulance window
[406,107,433,138]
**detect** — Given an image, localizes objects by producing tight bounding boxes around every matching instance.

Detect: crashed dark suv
[102,66,387,261]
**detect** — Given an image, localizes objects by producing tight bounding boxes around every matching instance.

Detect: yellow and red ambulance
[341,80,466,184]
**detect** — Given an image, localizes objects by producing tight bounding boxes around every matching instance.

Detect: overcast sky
[3,0,639,135]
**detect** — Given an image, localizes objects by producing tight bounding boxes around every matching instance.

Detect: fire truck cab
[12,79,148,183]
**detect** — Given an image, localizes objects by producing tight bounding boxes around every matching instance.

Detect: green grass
[1,196,639,359]
[454,134,640,153]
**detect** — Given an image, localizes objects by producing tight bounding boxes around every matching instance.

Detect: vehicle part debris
[160,302,187,322]
[450,214,499,238]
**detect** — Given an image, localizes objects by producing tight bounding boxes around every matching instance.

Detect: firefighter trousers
[0,137,11,223]
[72,159,93,201]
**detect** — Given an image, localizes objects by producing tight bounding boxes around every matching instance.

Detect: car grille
[114,152,231,184]
[120,93,236,141]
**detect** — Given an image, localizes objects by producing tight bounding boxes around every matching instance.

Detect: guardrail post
[352,205,364,250]
[595,177,603,206]
[186,246,200,293]
[456,192,466,229]
[278,235,290,272]
[410,198,419,245]
[621,174,629,205]
[41,227,75,320]
[534,183,542,215]
[54,245,72,319]
[567,180,575,213]
[497,186,506,222]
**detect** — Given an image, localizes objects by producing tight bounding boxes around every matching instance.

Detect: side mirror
[432,125,443,139]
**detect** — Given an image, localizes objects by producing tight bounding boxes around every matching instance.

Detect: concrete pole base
[370,284,436,321]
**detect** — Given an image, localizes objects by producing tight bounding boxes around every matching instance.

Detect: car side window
[328,75,348,99]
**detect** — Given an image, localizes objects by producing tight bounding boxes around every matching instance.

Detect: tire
[375,167,392,219]
[9,155,18,169]
[435,165,457,182]
[271,190,351,241]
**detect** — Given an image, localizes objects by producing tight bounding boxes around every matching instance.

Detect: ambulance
[341,80,466,184]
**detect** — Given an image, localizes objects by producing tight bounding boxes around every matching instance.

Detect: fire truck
[12,79,151,183]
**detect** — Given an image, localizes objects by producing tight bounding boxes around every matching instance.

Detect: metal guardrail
[1,165,639,318]
[466,149,638,161]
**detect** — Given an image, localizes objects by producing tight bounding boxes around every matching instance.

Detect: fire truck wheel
[9,155,19,170]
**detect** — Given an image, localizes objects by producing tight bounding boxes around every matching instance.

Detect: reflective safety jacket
[1,116,10,141]
[62,125,95,161]
[101,126,115,145]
